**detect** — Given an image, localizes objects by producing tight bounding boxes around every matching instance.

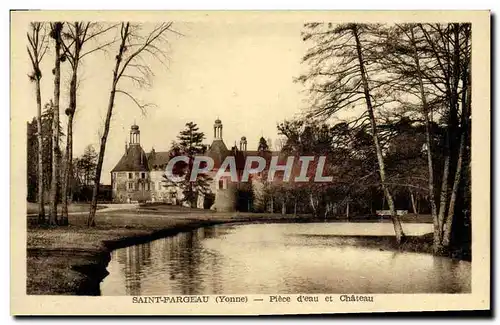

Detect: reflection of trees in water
[115,242,152,295]
[163,227,227,294]
[175,230,203,295]
[112,225,234,295]
[202,241,224,294]
[432,257,470,293]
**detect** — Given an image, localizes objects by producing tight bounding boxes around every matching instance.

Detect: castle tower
[111,123,150,203]
[214,118,223,140]
[130,124,140,145]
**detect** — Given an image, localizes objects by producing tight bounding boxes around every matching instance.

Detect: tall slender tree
[27,22,49,224]
[48,22,64,225]
[379,23,471,253]
[59,22,116,225]
[299,23,406,243]
[87,22,175,226]
[442,24,471,248]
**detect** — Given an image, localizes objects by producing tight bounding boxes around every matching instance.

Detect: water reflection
[100,223,471,295]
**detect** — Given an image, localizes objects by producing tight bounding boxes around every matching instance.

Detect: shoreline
[26,208,469,296]
[27,213,315,295]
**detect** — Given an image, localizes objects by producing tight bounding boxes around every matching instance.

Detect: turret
[130,123,140,145]
[239,136,247,151]
[214,118,223,140]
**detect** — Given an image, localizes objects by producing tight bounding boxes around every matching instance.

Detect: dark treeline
[27,107,102,204]
[267,23,471,256]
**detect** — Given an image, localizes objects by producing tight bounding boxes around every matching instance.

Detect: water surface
[100,222,470,295]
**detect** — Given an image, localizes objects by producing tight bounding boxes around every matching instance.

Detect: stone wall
[148,170,179,204]
[113,169,220,209]
[214,177,236,212]
[112,171,151,203]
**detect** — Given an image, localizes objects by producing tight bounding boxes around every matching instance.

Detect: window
[218,179,224,189]
[151,182,155,190]
[128,172,133,179]
[128,182,134,190]
[141,172,146,179]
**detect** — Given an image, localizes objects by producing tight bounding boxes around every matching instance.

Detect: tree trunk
[87,24,128,227]
[309,193,317,216]
[410,190,418,215]
[346,201,350,221]
[88,86,117,226]
[61,54,80,226]
[293,197,297,217]
[49,23,62,226]
[61,113,73,226]
[281,197,286,215]
[352,25,405,244]
[443,33,471,248]
[437,24,462,252]
[35,78,45,224]
[409,26,440,252]
[442,129,465,248]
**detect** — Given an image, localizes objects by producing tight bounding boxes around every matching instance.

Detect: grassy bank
[27,204,467,295]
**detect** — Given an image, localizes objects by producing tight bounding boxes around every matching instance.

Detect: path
[27,203,139,218]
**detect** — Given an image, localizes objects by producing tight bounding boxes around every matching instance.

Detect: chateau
[111,119,279,211]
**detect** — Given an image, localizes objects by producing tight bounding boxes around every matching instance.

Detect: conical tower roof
[111,145,149,172]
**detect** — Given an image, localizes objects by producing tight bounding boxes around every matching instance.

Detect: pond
[100,222,470,295]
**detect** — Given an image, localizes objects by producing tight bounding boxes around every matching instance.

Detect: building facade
[111,119,277,211]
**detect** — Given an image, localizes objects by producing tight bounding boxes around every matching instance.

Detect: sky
[16,20,310,184]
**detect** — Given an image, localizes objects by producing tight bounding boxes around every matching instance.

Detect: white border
[3,2,497,324]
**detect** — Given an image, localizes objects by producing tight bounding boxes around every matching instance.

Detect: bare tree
[87,22,175,226]
[299,23,406,243]
[27,22,49,224]
[381,23,471,253]
[48,22,63,225]
[59,22,116,225]
[442,24,471,248]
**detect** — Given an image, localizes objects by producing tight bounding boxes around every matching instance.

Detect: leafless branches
[27,22,49,223]
[113,22,174,112]
[115,89,157,115]
[27,22,49,81]
[87,21,176,226]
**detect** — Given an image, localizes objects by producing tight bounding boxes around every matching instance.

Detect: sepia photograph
[10,10,490,315]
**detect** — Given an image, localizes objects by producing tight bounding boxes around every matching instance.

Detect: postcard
[11,10,490,315]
